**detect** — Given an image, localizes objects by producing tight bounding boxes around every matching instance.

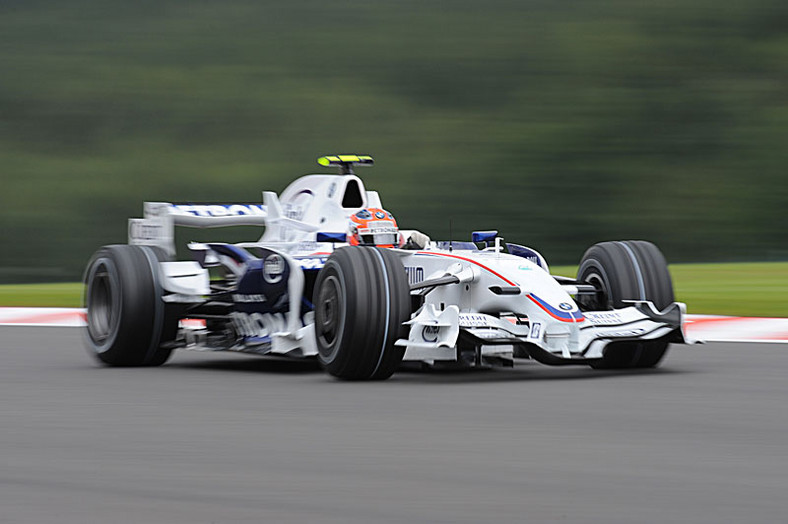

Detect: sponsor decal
[232,294,267,303]
[231,311,288,343]
[507,245,545,268]
[283,189,313,221]
[263,254,285,284]
[585,311,625,325]
[283,204,304,220]
[298,258,326,270]
[472,329,507,339]
[172,204,266,217]
[530,322,542,339]
[604,328,646,338]
[559,302,574,311]
[422,325,440,343]
[128,219,164,242]
[518,264,533,271]
[295,241,318,252]
[367,221,396,233]
[327,182,337,198]
[459,313,494,328]
[404,266,425,285]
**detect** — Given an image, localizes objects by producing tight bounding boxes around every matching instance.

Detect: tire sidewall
[83,251,123,354]
[314,259,349,367]
[578,240,674,368]
[312,246,409,380]
[82,244,172,366]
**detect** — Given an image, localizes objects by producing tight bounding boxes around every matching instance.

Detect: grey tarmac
[1,327,787,523]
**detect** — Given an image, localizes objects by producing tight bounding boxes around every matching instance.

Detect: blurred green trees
[1,0,787,282]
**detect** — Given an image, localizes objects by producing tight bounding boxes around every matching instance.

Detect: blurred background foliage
[1,0,787,282]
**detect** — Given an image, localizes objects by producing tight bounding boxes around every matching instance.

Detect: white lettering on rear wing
[128,202,269,256]
[152,202,269,226]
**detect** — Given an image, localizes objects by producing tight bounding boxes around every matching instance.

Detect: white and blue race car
[83,155,690,380]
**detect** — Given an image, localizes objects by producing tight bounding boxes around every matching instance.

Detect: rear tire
[83,245,176,366]
[577,240,674,369]
[313,247,410,380]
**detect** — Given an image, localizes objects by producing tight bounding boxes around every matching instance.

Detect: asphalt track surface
[2,327,787,524]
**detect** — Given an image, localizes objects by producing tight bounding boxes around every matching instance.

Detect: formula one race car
[83,155,690,380]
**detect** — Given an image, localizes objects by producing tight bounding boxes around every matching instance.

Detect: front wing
[397,301,690,365]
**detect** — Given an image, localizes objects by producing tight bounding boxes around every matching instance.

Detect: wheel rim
[315,274,344,361]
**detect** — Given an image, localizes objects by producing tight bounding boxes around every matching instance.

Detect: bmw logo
[558,302,574,311]
[374,211,386,219]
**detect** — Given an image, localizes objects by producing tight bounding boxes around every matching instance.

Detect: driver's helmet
[347,208,403,248]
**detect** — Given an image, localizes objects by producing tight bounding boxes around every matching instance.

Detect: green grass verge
[1,262,786,317]
[670,262,788,318]
[0,283,84,308]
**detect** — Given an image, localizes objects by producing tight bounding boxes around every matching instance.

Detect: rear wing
[128,192,317,256]
[127,159,385,256]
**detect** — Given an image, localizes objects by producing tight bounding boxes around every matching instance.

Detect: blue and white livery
[84,155,691,378]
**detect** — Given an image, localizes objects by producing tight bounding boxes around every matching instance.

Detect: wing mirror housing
[472,230,498,243]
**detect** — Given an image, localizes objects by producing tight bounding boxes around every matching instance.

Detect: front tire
[83,245,176,366]
[577,240,674,369]
[313,247,410,380]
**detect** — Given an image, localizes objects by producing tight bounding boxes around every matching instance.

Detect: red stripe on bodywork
[415,252,517,286]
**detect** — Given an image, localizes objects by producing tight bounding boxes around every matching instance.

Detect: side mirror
[472,230,498,243]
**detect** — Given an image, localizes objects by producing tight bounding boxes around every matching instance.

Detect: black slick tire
[577,240,674,369]
[313,246,410,380]
[83,244,176,366]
